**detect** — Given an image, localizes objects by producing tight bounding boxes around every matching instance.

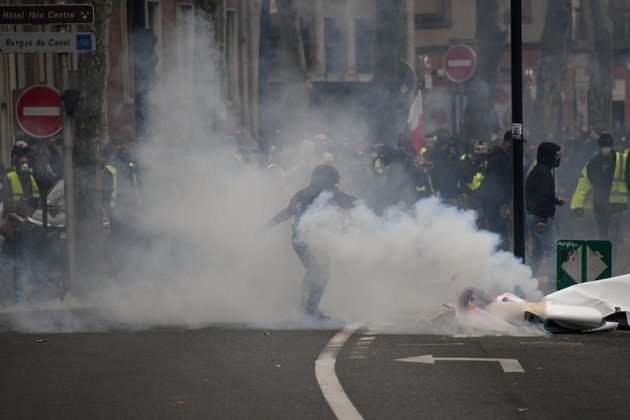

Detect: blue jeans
[526,213,557,290]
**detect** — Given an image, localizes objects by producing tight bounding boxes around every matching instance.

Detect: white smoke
[0,10,546,334]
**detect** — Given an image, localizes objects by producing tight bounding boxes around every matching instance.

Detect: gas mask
[553,151,561,168]
[20,163,28,172]
[601,146,613,159]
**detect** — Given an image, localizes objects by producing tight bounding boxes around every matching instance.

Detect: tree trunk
[583,0,613,132]
[274,0,311,141]
[461,0,506,146]
[73,0,114,289]
[530,0,572,142]
[370,0,404,147]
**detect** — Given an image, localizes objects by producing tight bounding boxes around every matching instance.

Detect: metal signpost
[557,240,612,290]
[0,3,95,295]
[443,43,476,136]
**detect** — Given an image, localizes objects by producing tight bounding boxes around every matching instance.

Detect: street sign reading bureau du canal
[0,4,94,25]
[556,240,612,290]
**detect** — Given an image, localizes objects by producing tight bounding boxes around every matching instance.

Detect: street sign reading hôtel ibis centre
[0,4,94,54]
[0,4,94,25]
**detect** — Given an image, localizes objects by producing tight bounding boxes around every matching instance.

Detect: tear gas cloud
[3,10,546,334]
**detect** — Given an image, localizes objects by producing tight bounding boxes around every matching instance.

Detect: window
[355,19,372,74]
[177,2,195,97]
[146,0,163,84]
[415,0,452,29]
[324,18,342,73]
[121,0,134,103]
[226,9,238,103]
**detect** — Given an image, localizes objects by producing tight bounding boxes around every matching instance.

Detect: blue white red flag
[407,90,425,154]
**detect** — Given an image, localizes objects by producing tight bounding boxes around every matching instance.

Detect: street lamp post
[511,0,525,261]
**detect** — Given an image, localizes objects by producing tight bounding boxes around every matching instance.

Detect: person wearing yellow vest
[457,140,488,228]
[101,143,143,277]
[571,132,630,262]
[1,155,40,302]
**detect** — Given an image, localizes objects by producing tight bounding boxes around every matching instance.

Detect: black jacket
[526,142,560,219]
[267,185,357,233]
[478,145,512,208]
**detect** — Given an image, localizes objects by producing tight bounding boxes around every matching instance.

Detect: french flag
[407,90,425,154]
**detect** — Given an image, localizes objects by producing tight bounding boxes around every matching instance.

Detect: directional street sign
[16,85,62,138]
[557,240,612,290]
[0,32,94,53]
[443,44,476,83]
[0,4,94,25]
[396,354,525,373]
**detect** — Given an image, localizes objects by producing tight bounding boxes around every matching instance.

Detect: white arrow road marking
[448,59,472,67]
[395,354,525,373]
[316,321,365,420]
[23,107,60,116]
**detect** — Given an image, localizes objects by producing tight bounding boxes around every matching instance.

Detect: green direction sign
[557,240,611,290]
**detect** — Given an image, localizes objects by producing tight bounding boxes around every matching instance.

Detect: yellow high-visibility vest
[571,152,628,209]
[103,165,117,209]
[610,152,629,203]
[7,171,39,203]
[467,172,484,191]
[103,162,142,209]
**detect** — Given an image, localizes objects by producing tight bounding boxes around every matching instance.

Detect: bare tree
[461,0,506,145]
[582,0,613,132]
[530,0,572,142]
[73,0,114,286]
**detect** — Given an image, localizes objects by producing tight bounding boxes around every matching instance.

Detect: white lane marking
[23,106,60,116]
[397,343,464,347]
[519,342,583,345]
[316,321,365,420]
[396,354,525,373]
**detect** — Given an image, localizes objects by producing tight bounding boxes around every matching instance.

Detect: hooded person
[525,142,565,292]
[571,132,630,265]
[258,164,358,321]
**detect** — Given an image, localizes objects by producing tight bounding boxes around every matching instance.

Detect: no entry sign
[16,85,62,138]
[443,44,476,83]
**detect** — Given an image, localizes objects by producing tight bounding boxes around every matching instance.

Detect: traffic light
[133,28,159,94]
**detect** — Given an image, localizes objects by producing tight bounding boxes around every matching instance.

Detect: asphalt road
[1,313,630,420]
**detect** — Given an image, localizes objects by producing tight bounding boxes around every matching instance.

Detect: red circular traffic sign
[16,85,62,138]
[443,44,476,83]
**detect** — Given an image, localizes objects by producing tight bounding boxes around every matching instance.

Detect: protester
[1,155,40,302]
[258,164,357,322]
[102,142,144,277]
[526,142,565,292]
[571,132,630,264]
[457,140,488,228]
[478,131,513,251]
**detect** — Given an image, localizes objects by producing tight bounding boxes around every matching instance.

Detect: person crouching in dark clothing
[258,164,358,322]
